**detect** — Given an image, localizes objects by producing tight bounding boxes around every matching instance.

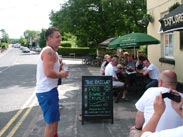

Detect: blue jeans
[145,79,158,90]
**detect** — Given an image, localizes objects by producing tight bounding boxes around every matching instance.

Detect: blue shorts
[36,87,60,124]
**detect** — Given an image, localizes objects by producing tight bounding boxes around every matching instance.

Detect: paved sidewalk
[29,58,140,137]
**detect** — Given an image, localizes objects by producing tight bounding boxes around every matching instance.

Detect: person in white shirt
[35,27,68,137]
[140,93,183,137]
[105,56,127,100]
[137,57,160,90]
[100,54,111,75]
[130,70,183,136]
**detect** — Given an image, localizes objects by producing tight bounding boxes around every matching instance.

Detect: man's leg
[44,122,58,137]
[146,79,158,89]
[122,89,127,99]
[53,122,58,137]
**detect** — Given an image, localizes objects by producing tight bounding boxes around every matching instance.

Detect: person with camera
[140,93,183,137]
[130,70,183,137]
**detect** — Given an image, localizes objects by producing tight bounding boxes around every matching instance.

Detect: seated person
[130,70,183,137]
[136,55,145,70]
[116,64,125,80]
[100,54,111,75]
[121,55,136,87]
[122,51,129,66]
[105,56,127,100]
[137,57,160,89]
[126,55,136,72]
[140,93,183,137]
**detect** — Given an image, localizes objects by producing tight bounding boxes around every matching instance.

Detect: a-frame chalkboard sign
[82,76,113,124]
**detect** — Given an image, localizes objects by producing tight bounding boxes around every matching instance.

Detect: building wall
[147,0,183,82]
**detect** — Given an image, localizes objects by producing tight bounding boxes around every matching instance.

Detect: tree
[0,29,9,43]
[23,30,40,47]
[19,37,28,46]
[38,29,46,48]
[49,0,147,48]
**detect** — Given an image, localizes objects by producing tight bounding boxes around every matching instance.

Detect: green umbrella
[108,32,160,49]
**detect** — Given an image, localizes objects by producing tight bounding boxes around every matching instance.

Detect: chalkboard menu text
[82,76,113,124]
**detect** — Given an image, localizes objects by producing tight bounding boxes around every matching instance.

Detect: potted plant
[139,14,154,27]
[169,2,180,12]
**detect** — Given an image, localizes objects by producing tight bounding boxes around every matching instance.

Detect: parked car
[12,43,20,48]
[35,47,42,52]
[22,47,30,53]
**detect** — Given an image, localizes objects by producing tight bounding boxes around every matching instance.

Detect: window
[158,12,175,65]
[163,33,174,58]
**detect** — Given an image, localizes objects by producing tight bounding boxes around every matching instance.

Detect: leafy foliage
[169,2,180,12]
[23,30,40,46]
[0,42,8,49]
[0,29,9,43]
[49,0,147,48]
[19,37,28,46]
[61,41,72,47]
[38,29,46,48]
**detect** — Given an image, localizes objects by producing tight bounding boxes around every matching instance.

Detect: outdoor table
[117,68,147,93]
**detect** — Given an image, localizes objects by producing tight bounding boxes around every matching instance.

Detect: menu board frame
[82,76,113,125]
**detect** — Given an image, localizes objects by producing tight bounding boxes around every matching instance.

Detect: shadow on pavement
[55,64,138,137]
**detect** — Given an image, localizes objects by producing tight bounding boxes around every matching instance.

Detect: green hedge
[57,47,97,57]
[61,41,72,47]
[0,43,8,49]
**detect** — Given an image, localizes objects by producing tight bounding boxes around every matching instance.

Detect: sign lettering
[82,76,113,124]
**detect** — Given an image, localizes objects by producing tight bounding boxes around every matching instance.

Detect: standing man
[35,27,68,137]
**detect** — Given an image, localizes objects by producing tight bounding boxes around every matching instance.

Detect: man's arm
[42,48,68,78]
[135,111,144,129]
[131,90,149,131]
[137,68,150,76]
[142,69,150,76]
[136,69,144,74]
[130,111,144,131]
[140,94,165,136]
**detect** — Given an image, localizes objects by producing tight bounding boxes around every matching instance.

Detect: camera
[162,91,181,103]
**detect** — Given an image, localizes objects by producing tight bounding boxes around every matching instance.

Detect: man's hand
[154,93,166,116]
[171,96,183,118]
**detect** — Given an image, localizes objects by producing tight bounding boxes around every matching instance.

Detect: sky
[0,0,66,39]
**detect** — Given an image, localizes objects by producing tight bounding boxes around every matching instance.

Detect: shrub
[61,41,72,47]
[57,47,96,57]
[0,42,8,49]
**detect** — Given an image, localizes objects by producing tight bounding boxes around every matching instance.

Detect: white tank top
[35,46,60,93]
